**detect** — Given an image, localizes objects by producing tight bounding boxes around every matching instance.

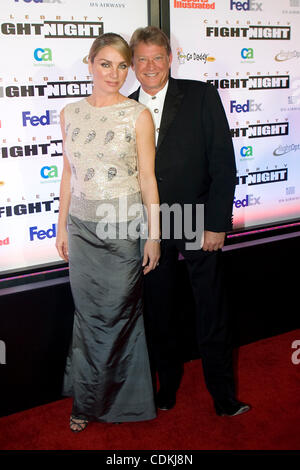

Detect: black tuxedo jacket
[129,77,237,233]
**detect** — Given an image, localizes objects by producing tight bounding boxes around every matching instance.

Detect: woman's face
[88,45,129,95]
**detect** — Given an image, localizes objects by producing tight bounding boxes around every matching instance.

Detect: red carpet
[0,330,299,451]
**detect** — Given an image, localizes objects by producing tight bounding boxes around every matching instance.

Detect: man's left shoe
[214,399,251,417]
[156,390,176,411]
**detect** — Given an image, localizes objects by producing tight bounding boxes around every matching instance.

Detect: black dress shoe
[214,399,251,417]
[156,390,176,411]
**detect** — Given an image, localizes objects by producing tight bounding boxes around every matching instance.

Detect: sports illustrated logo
[230,100,262,113]
[231,122,289,138]
[174,0,216,9]
[22,110,58,126]
[177,48,215,64]
[206,25,291,40]
[233,194,260,208]
[275,50,300,62]
[291,340,300,365]
[236,168,288,185]
[0,21,103,38]
[273,143,300,156]
[29,223,57,241]
[230,0,262,11]
[0,340,6,365]
[1,140,62,159]
[14,0,62,3]
[0,197,59,218]
[207,75,290,90]
[0,237,9,246]
[0,81,93,99]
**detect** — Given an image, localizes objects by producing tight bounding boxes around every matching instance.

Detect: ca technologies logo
[230,0,263,10]
[34,47,53,66]
[22,110,58,126]
[40,165,59,179]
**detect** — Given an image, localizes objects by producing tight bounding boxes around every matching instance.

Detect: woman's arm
[135,108,160,275]
[55,109,71,262]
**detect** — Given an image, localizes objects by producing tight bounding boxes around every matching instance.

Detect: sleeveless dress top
[63,98,146,223]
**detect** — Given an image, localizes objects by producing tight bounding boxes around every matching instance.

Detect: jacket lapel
[156,78,184,152]
[129,88,140,102]
[129,78,184,152]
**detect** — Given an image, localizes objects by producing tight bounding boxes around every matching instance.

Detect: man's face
[132,42,172,96]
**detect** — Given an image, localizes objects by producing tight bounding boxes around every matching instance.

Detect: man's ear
[88,59,92,76]
[168,53,173,67]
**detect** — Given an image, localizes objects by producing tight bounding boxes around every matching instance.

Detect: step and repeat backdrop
[0,0,148,274]
[1,0,300,274]
[170,0,300,229]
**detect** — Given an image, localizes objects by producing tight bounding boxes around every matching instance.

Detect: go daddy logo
[177,48,215,64]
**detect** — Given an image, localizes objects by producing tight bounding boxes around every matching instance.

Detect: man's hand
[202,230,225,252]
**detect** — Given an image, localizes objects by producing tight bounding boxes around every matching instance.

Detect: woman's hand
[55,227,69,262]
[142,239,161,275]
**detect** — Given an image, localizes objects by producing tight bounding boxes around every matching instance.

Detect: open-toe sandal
[70,415,89,433]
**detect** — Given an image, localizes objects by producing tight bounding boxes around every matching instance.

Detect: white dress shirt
[138,81,169,145]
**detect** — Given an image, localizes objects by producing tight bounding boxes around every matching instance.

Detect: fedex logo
[22,110,58,127]
[233,194,261,208]
[29,223,57,240]
[230,100,262,113]
[230,0,262,10]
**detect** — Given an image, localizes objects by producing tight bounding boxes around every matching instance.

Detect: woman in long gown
[55,33,160,432]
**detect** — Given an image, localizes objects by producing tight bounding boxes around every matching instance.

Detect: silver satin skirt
[62,214,156,423]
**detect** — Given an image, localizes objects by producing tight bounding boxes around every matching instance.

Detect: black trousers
[143,238,236,403]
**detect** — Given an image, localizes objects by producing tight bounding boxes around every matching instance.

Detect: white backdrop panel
[0,0,148,273]
[170,0,300,230]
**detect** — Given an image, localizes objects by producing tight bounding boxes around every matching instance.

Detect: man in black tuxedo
[129,26,250,417]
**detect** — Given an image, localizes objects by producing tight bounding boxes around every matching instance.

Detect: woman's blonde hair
[88,32,132,65]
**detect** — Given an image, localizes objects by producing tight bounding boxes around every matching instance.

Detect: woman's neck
[86,92,124,108]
